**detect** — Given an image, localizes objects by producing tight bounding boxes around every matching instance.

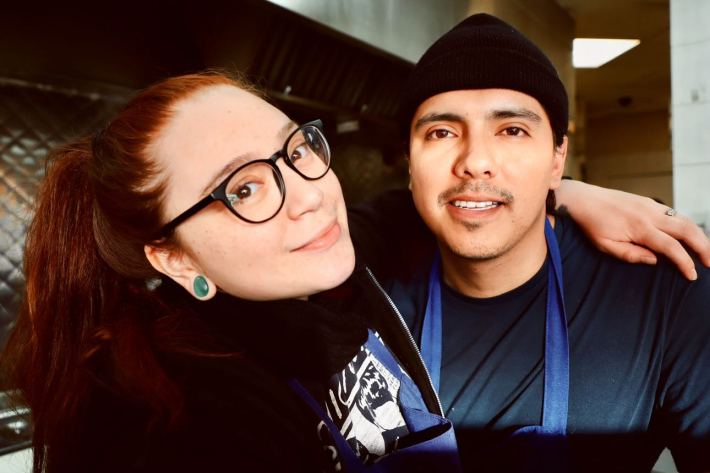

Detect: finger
[658,214,710,267]
[638,229,698,280]
[597,240,657,265]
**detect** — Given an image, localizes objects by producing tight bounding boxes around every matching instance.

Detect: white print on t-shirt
[320,337,410,465]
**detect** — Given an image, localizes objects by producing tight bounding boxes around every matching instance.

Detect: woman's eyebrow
[199,120,298,197]
[278,120,299,138]
[200,154,253,197]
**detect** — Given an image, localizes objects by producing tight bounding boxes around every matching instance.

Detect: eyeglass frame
[158,119,329,237]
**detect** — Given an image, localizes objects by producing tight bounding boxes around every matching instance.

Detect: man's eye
[503,127,526,136]
[426,129,454,140]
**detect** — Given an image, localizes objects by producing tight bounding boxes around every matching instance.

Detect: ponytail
[3,140,182,472]
[2,140,103,470]
[0,72,251,473]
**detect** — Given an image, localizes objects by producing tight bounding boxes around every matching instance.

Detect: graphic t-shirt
[316,331,411,467]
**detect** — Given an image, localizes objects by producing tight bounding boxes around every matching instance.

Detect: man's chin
[447,242,507,261]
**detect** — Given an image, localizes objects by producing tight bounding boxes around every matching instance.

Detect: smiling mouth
[293,221,341,252]
[451,200,501,210]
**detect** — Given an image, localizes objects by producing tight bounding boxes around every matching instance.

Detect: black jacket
[69,265,439,473]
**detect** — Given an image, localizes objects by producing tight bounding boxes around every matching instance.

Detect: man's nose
[452,138,498,180]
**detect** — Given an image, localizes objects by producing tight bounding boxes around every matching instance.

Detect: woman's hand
[556,180,710,280]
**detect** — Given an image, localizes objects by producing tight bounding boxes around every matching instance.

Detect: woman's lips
[293,221,341,252]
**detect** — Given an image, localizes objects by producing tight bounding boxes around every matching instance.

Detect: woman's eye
[426,129,455,140]
[227,182,261,205]
[290,144,309,162]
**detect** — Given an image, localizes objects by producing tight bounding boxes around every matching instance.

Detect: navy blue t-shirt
[384,215,710,473]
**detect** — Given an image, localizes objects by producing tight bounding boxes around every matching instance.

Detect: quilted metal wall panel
[0,80,127,343]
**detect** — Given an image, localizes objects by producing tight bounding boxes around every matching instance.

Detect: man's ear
[406,150,413,191]
[550,135,568,190]
[144,244,216,300]
[408,166,413,191]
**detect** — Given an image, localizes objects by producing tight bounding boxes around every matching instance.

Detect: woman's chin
[316,250,357,292]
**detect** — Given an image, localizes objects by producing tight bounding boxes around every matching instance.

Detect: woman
[1,72,706,473]
[2,72,460,473]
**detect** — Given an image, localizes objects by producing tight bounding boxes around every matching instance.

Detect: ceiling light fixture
[573,38,640,69]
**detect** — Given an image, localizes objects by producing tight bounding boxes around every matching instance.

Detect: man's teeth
[452,200,500,210]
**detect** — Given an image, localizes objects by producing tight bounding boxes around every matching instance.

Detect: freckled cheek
[322,173,347,205]
[216,239,282,280]
[197,219,275,260]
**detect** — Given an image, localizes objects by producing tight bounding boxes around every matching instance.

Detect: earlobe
[144,244,216,300]
[192,275,213,300]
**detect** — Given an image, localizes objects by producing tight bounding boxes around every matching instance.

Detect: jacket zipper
[364,266,444,416]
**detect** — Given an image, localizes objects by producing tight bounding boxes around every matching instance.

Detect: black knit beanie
[398,13,568,143]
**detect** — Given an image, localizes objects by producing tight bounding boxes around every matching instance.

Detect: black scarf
[160,277,369,381]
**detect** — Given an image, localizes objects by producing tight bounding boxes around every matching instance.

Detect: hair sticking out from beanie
[398,13,568,146]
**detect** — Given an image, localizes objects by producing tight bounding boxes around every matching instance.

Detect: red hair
[1,72,254,472]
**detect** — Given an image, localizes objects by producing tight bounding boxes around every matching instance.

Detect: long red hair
[1,72,255,472]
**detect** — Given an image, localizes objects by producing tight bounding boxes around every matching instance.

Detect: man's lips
[292,221,341,251]
[450,199,502,210]
[438,183,514,210]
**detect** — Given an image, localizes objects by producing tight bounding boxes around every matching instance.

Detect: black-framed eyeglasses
[159,120,330,237]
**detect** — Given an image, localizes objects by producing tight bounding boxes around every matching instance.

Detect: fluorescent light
[573,38,640,68]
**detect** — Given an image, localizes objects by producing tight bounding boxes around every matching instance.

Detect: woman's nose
[281,164,325,219]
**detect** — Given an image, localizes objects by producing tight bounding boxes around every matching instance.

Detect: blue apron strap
[422,219,570,435]
[421,252,443,392]
[542,219,569,433]
[287,378,363,473]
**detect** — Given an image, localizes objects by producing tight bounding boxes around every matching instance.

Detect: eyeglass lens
[225,162,283,222]
[285,125,330,179]
[224,124,330,222]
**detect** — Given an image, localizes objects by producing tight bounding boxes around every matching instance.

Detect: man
[379,13,710,472]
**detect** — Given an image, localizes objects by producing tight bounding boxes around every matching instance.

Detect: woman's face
[150,85,355,300]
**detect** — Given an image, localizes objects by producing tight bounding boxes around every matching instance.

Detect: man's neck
[440,215,554,298]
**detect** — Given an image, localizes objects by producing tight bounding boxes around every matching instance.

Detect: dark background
[0,0,415,342]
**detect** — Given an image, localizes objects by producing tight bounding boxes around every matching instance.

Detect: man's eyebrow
[413,112,466,131]
[487,108,542,123]
[199,120,298,197]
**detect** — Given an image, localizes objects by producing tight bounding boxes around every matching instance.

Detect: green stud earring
[193,275,210,298]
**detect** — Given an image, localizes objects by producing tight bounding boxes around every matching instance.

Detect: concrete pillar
[671,0,710,232]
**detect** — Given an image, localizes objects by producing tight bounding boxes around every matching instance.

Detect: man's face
[408,89,566,262]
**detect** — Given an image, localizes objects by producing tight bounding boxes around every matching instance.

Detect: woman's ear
[144,244,216,300]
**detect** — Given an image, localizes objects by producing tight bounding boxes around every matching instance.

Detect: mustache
[438,182,514,207]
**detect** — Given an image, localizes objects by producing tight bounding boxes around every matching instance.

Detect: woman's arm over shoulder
[555,180,710,280]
